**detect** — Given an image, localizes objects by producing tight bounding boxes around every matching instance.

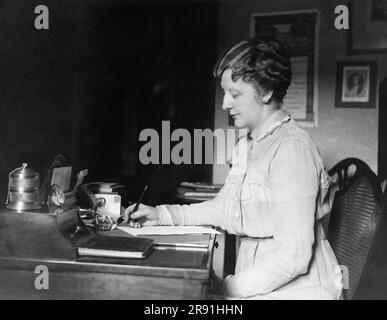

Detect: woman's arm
[155,136,248,228]
[128,136,247,228]
[156,185,227,227]
[224,139,319,298]
[126,187,226,228]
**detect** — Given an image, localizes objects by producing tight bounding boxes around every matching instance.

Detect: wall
[0,0,218,205]
[212,0,387,184]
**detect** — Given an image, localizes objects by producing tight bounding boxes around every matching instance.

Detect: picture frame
[335,61,377,108]
[348,0,387,54]
[250,10,320,127]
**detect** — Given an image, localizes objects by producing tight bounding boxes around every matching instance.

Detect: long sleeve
[156,186,226,227]
[156,136,249,228]
[224,139,319,298]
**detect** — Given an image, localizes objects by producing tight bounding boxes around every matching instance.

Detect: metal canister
[6,163,41,210]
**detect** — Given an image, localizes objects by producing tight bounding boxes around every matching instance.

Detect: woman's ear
[261,91,273,104]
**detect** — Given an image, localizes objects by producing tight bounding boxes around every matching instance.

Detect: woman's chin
[233,118,246,128]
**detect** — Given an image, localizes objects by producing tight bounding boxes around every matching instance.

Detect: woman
[346,72,366,98]
[125,37,343,300]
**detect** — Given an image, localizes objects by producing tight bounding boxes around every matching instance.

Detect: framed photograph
[348,0,387,54]
[51,166,72,192]
[250,10,320,127]
[335,61,377,108]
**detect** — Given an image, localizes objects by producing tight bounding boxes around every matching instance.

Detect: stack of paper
[118,225,220,236]
[176,181,223,201]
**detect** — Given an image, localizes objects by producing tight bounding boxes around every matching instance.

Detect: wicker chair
[328,158,375,192]
[327,160,387,299]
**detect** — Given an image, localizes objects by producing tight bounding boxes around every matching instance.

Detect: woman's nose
[222,94,232,110]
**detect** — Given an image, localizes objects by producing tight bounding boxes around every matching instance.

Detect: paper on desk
[117,225,221,236]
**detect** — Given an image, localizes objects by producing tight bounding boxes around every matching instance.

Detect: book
[77,236,154,259]
[180,181,222,190]
[176,184,220,201]
[182,191,217,198]
[176,186,218,197]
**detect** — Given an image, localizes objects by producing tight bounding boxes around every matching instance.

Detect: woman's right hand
[124,203,160,228]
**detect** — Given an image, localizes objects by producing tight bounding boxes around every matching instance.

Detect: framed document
[348,0,387,54]
[250,10,320,127]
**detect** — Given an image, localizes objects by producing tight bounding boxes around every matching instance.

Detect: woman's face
[221,69,265,129]
[352,74,361,85]
[348,73,364,88]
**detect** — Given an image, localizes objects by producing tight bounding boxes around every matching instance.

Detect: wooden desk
[0,208,216,300]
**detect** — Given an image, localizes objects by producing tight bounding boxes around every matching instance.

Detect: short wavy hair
[213,37,292,104]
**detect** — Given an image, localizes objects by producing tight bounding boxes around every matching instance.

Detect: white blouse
[157,112,343,300]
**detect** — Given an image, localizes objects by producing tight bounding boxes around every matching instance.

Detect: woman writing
[125,37,342,300]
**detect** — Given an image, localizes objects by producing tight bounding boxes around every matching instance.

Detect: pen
[116,202,131,225]
[127,185,149,224]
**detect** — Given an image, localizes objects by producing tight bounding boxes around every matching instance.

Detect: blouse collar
[249,110,291,143]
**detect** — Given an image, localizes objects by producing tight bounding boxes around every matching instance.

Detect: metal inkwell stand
[0,158,101,261]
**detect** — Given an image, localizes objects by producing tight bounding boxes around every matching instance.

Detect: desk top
[0,208,216,280]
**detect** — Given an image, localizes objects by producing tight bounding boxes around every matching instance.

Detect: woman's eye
[231,92,240,98]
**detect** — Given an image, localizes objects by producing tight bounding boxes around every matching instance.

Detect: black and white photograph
[343,69,368,100]
[0,0,387,304]
[335,61,377,108]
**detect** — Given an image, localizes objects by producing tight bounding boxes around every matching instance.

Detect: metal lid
[9,163,39,179]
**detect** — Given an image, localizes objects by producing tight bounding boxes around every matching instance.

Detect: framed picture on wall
[348,0,387,54]
[335,61,377,108]
[250,10,320,127]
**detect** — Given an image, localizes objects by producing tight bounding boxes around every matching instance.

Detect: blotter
[117,225,221,236]
[77,236,154,259]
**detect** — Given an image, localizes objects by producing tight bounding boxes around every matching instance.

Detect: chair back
[327,163,386,300]
[328,158,375,192]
